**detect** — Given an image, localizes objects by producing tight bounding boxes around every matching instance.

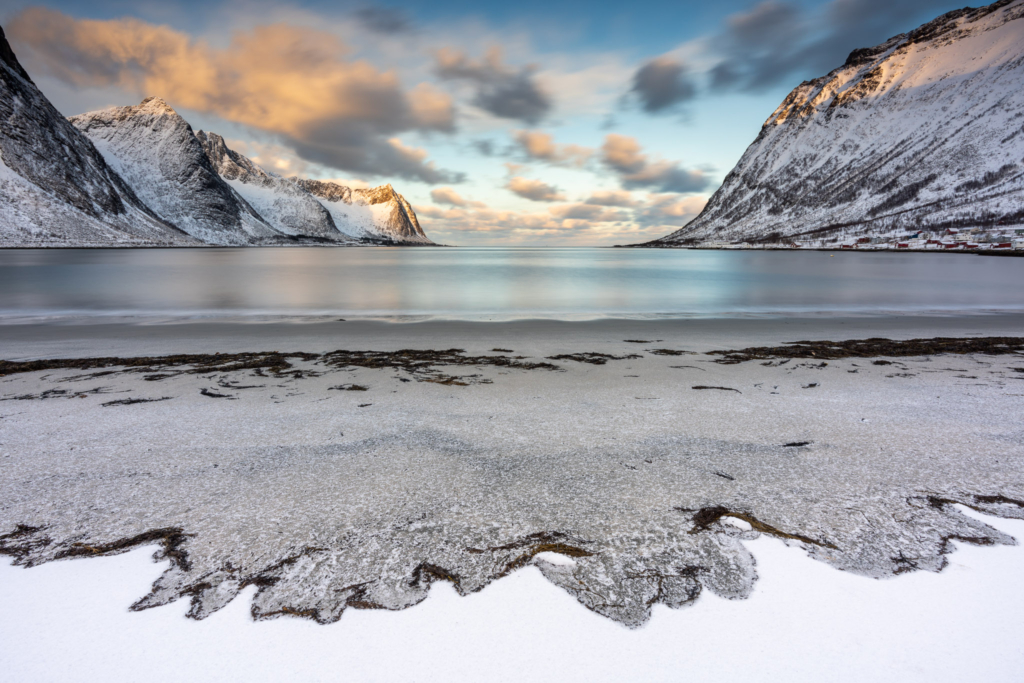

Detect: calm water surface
[0,247,1021,320]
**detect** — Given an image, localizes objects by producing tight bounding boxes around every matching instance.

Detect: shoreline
[617,244,1024,255]
[2,313,1024,359]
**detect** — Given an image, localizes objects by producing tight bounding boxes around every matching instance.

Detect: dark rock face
[653,0,1024,246]
[0,29,187,245]
[0,26,32,83]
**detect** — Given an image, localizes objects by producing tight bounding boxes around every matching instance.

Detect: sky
[2,0,970,245]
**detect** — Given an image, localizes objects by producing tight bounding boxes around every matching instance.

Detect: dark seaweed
[707,337,1024,364]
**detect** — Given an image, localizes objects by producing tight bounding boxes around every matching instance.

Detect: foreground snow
[1,507,1020,683]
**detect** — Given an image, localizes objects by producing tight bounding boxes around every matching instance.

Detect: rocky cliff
[195,131,352,242]
[295,179,433,244]
[0,28,192,247]
[651,0,1024,246]
[0,28,433,248]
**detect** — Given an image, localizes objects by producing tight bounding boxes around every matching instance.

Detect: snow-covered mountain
[0,28,432,248]
[651,0,1024,247]
[69,99,291,246]
[195,131,354,243]
[195,132,430,244]
[0,27,194,247]
[295,179,433,244]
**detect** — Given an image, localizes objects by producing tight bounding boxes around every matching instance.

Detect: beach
[2,315,1022,637]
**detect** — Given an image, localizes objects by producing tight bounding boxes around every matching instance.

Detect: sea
[0,247,1021,321]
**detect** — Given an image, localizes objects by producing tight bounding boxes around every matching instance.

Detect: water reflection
[0,247,1021,319]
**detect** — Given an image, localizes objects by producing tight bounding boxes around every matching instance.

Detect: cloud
[354,7,413,34]
[548,204,628,222]
[430,186,485,208]
[512,130,592,167]
[8,8,461,183]
[601,134,710,193]
[435,46,551,124]
[629,57,696,113]
[471,139,496,156]
[706,0,954,92]
[634,194,707,228]
[505,176,566,202]
[315,177,371,189]
[584,190,638,207]
[226,139,311,176]
[430,187,468,206]
[413,198,692,246]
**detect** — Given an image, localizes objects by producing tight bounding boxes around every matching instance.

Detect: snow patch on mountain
[69,99,286,246]
[296,179,434,244]
[195,131,355,243]
[652,0,1024,246]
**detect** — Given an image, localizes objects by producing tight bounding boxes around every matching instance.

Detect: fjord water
[0,247,1020,320]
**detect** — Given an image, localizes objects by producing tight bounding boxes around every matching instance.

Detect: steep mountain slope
[295,179,434,244]
[195,131,354,243]
[0,27,194,247]
[652,0,1024,246]
[1,26,433,248]
[69,99,287,246]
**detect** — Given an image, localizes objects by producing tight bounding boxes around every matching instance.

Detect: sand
[2,315,1022,632]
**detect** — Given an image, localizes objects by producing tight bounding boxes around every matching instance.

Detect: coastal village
[697,227,1024,251]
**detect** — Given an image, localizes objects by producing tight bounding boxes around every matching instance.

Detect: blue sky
[2,0,967,245]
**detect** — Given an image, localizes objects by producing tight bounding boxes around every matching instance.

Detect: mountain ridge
[647,0,1024,247]
[195,130,354,243]
[0,29,192,247]
[69,97,284,246]
[0,31,434,248]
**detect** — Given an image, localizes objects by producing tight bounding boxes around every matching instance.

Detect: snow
[660,0,1024,246]
[534,551,578,566]
[310,183,433,243]
[315,191,380,239]
[723,516,753,531]
[1,507,1021,682]
[70,100,284,246]
[1,70,432,247]
[197,131,354,243]
[1,53,194,246]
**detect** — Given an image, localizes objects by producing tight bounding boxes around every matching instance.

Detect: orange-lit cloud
[584,190,639,207]
[634,193,707,227]
[505,176,565,202]
[8,7,460,183]
[415,192,702,246]
[548,203,628,222]
[512,130,592,167]
[601,133,709,193]
[430,186,486,208]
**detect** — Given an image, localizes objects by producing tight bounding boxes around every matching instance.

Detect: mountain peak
[0,25,33,84]
[137,96,180,117]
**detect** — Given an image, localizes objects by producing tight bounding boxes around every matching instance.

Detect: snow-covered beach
[3,507,1024,682]
[2,315,1023,679]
